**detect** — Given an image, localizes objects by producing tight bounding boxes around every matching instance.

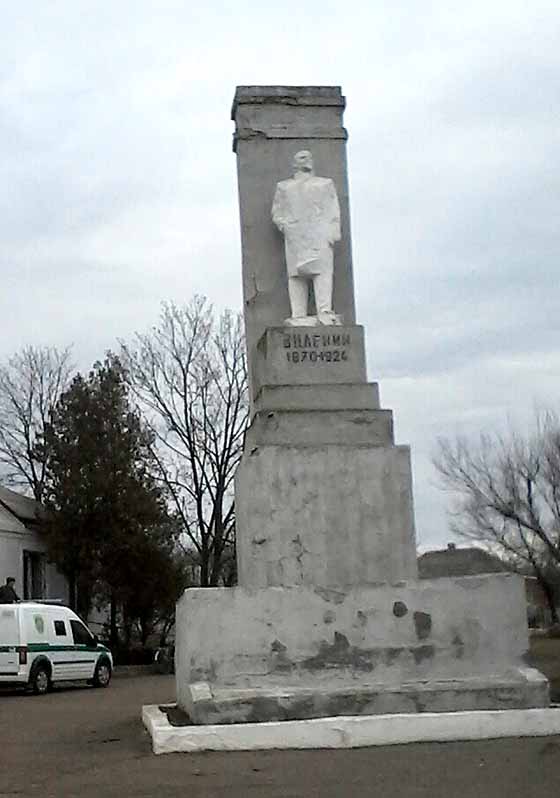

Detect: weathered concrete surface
[244,409,394,448]
[235,444,416,589]
[175,574,542,719]
[253,326,367,399]
[179,670,549,726]
[254,382,380,412]
[232,87,355,407]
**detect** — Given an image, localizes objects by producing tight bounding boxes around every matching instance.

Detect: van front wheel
[93,659,112,688]
[30,665,51,695]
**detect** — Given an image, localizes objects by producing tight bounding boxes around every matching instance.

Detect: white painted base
[142,704,560,755]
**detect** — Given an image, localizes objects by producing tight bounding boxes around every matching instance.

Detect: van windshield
[70,619,95,647]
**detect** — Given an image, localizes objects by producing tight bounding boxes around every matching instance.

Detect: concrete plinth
[182,672,549,725]
[245,409,394,448]
[235,444,416,589]
[254,382,380,412]
[254,326,367,397]
[175,574,548,725]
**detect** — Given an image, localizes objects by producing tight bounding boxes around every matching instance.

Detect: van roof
[1,601,70,610]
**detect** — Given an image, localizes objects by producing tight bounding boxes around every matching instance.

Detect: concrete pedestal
[235,444,416,589]
[253,326,367,392]
[237,324,417,590]
[175,329,550,723]
[175,575,549,724]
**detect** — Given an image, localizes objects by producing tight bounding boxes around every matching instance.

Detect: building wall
[45,561,69,603]
[0,527,68,603]
[0,531,25,587]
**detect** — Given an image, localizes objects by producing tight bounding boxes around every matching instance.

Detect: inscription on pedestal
[254,326,367,394]
[283,332,351,365]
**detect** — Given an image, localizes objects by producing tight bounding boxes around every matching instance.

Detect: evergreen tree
[41,355,171,644]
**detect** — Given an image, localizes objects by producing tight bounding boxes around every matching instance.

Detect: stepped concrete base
[254,383,380,412]
[175,574,549,725]
[245,408,394,447]
[182,669,548,725]
[142,704,560,755]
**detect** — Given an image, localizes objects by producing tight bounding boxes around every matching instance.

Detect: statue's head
[293,150,314,173]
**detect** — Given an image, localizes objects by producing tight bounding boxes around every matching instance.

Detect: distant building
[418,542,556,628]
[418,542,507,579]
[0,486,68,602]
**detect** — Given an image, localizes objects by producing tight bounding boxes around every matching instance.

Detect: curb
[142,703,560,754]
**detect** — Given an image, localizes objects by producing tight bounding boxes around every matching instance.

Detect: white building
[0,486,68,602]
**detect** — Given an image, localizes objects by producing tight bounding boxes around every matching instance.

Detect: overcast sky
[1,1,558,550]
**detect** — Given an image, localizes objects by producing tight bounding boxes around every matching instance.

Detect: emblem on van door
[34,615,45,634]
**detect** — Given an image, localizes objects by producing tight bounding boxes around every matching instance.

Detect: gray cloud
[1,0,558,548]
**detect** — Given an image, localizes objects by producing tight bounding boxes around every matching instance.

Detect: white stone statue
[272,150,342,326]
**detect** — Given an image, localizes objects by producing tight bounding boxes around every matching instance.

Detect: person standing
[0,577,20,603]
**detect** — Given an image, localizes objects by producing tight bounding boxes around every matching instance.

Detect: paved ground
[1,674,559,797]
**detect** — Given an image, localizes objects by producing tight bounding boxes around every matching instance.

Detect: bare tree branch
[0,345,74,500]
[433,410,560,622]
[120,298,249,586]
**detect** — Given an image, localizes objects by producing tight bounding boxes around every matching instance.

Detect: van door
[69,619,98,679]
[0,607,19,675]
[48,616,78,681]
[23,608,51,677]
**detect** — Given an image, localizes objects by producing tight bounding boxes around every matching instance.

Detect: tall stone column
[232,86,356,405]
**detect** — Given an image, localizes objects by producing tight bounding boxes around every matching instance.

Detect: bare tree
[0,345,74,501]
[433,410,560,622]
[120,297,249,586]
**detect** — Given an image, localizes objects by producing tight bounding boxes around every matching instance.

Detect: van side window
[54,620,67,636]
[70,619,94,646]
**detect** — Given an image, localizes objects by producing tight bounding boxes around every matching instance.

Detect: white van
[0,602,113,694]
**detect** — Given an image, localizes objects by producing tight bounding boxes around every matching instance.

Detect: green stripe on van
[1,643,109,653]
[28,643,108,653]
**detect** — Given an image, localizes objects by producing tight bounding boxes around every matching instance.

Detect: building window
[23,551,46,599]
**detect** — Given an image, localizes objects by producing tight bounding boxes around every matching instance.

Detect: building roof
[418,544,508,579]
[0,502,27,534]
[0,486,41,523]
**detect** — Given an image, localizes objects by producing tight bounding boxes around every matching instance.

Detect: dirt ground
[1,674,559,798]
